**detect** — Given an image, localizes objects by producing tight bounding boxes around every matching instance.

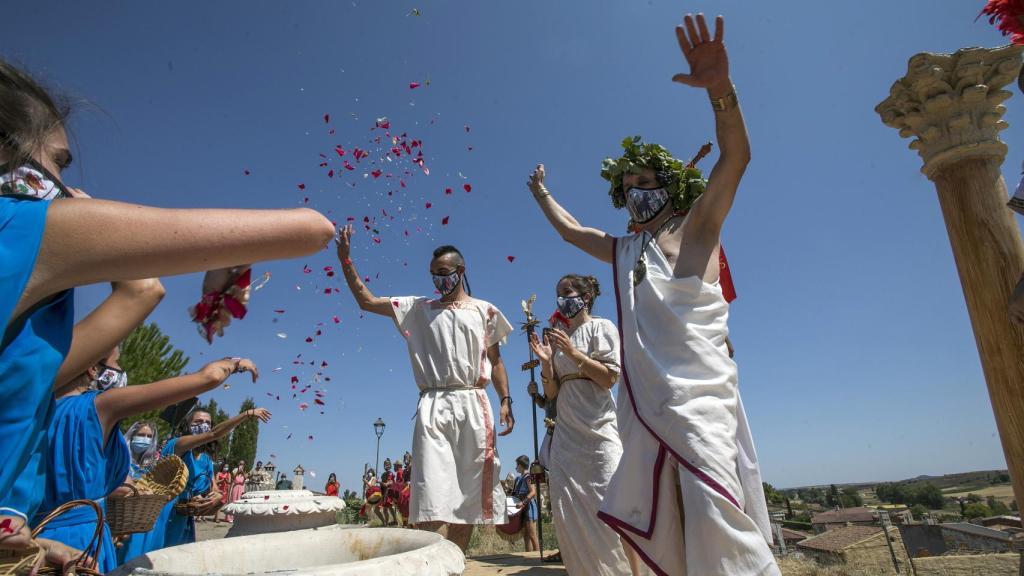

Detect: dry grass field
[942,484,1016,504]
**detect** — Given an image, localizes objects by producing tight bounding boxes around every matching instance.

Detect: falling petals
[297,183,305,190]
[324,113,330,124]
[463,183,472,193]
[409,82,421,89]
[507,256,515,263]
[442,216,450,225]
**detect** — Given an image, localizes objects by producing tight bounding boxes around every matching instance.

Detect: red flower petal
[305,337,313,343]
[507,256,515,263]
[371,169,382,179]
[298,183,305,190]
[335,145,346,157]
[243,169,251,176]
[442,216,450,225]
[425,202,432,209]
[445,187,453,195]
[324,113,330,123]
[291,376,299,383]
[463,183,472,193]
[332,315,341,324]
[409,82,421,89]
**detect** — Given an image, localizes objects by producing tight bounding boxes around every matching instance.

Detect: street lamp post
[374,418,386,477]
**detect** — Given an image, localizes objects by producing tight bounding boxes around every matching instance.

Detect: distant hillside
[783,469,1009,492]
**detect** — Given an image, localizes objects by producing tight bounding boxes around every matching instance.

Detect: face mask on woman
[93,365,128,392]
[556,295,586,319]
[130,436,152,456]
[0,160,71,201]
[189,422,212,435]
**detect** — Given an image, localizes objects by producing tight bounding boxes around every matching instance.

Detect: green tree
[987,496,1010,516]
[826,484,840,508]
[963,503,992,519]
[840,487,863,508]
[118,323,189,439]
[910,504,927,519]
[226,398,259,469]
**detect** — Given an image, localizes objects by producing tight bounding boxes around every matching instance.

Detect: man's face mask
[130,436,152,455]
[432,270,461,297]
[556,295,586,319]
[189,422,212,435]
[94,366,128,392]
[0,160,70,201]
[625,186,670,224]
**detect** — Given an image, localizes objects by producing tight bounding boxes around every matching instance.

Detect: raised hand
[547,328,577,357]
[529,332,553,363]
[527,164,546,198]
[247,407,272,423]
[335,224,354,261]
[672,13,730,90]
[201,357,259,385]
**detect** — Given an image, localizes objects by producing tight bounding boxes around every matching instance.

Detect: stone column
[877,45,1024,512]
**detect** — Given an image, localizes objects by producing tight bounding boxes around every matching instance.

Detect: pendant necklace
[633,214,683,287]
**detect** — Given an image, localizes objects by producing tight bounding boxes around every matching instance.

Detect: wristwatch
[710,88,738,112]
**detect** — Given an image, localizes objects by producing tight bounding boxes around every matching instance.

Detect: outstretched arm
[528,165,615,264]
[54,278,165,388]
[96,358,258,443]
[336,224,395,318]
[16,200,334,322]
[673,14,750,250]
[172,407,271,456]
[488,344,515,436]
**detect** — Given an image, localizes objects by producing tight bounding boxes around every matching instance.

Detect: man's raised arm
[336,224,395,318]
[527,164,615,264]
[674,14,751,245]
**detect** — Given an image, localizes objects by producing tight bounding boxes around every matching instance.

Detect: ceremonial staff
[519,295,545,560]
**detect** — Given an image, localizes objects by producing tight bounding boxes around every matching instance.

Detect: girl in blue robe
[0,57,332,565]
[35,390,130,573]
[118,402,271,565]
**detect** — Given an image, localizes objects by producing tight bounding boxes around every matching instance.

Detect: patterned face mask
[432,271,461,297]
[189,422,212,435]
[93,366,128,391]
[556,296,586,319]
[0,161,70,201]
[625,186,670,224]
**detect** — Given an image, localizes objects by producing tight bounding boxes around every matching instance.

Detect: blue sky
[11,1,1022,491]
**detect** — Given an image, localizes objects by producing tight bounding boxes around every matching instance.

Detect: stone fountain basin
[110,526,465,576]
[222,490,346,537]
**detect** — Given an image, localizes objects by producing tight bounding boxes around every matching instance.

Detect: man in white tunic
[336,228,514,551]
[527,13,778,576]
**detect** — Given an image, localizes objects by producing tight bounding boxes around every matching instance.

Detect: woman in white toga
[530,274,634,576]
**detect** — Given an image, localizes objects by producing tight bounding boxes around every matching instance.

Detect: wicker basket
[104,485,169,537]
[0,500,104,576]
[135,456,189,498]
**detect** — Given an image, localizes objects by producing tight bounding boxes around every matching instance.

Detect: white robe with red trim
[390,296,511,525]
[598,234,778,576]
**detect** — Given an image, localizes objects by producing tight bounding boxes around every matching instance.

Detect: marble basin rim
[223,490,346,516]
[110,526,465,576]
[221,490,346,537]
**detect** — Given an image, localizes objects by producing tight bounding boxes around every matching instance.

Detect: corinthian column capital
[876,45,1023,179]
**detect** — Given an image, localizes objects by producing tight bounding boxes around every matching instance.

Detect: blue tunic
[513,473,538,522]
[0,197,74,523]
[35,391,129,573]
[117,438,211,565]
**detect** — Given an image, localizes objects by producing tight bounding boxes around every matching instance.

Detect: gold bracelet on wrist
[710,87,738,112]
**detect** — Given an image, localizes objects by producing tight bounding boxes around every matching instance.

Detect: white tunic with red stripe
[597,235,779,576]
[390,296,512,525]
